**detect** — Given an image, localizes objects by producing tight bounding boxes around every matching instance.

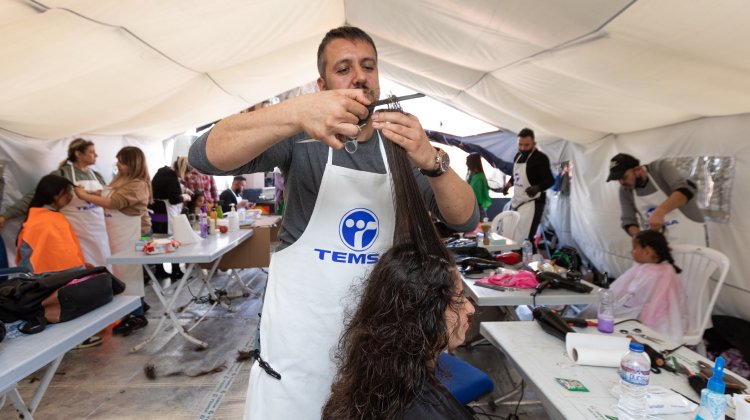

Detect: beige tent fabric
[1,0,750,319]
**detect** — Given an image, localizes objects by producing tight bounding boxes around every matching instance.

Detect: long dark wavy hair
[322,112,460,419]
[634,230,682,273]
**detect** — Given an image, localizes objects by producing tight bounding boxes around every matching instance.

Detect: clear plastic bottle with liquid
[521,239,533,266]
[616,342,650,420]
[597,274,614,333]
[199,209,208,239]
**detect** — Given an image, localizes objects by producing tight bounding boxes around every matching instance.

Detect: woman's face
[444,272,475,351]
[196,195,205,207]
[53,187,74,210]
[116,157,129,176]
[77,146,98,166]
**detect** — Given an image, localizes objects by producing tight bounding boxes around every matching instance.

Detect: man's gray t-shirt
[618,159,703,230]
[189,130,478,250]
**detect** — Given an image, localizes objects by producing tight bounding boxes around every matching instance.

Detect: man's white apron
[634,174,705,246]
[61,163,111,266]
[103,187,144,296]
[511,150,541,240]
[245,134,395,419]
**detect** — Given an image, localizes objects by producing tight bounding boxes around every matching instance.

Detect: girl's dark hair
[635,230,682,273]
[188,191,205,213]
[466,153,484,176]
[28,174,74,210]
[21,175,74,228]
[59,138,94,168]
[322,115,458,419]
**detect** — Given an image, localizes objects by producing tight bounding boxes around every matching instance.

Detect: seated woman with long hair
[322,243,475,419]
[323,116,477,419]
[16,174,87,274]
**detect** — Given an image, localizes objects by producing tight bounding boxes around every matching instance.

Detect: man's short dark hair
[233,176,247,182]
[518,128,535,141]
[317,26,378,78]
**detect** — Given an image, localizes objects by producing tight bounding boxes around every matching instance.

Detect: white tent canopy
[1,0,750,320]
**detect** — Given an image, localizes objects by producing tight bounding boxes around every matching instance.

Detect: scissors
[296,93,425,153]
[618,327,664,344]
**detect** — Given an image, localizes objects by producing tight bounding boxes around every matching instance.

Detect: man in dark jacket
[498,128,555,246]
[219,175,252,213]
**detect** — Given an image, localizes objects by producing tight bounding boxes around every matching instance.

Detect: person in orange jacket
[16,174,87,274]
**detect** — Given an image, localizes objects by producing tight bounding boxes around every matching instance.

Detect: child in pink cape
[583,230,686,343]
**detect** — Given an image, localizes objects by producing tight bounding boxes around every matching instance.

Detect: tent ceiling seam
[26,0,239,100]
[450,0,639,101]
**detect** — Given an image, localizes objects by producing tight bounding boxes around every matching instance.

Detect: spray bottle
[695,356,727,420]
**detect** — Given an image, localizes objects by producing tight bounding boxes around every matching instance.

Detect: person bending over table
[75,146,152,336]
[189,26,478,419]
[606,153,705,245]
[580,230,686,343]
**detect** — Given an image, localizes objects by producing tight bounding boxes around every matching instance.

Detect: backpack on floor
[0,266,125,334]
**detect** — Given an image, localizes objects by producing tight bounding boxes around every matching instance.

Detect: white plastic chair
[490,210,521,242]
[671,244,730,351]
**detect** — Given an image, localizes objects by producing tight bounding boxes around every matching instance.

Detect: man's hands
[647,207,667,231]
[0,216,5,230]
[371,110,436,170]
[525,185,541,197]
[296,89,371,149]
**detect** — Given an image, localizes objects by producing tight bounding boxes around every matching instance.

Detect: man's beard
[635,174,648,188]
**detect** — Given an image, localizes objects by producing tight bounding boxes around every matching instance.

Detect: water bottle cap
[707,356,726,393]
[628,342,644,352]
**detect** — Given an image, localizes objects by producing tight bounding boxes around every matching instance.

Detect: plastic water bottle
[617,342,650,420]
[521,239,533,266]
[199,210,208,239]
[695,356,727,420]
[597,276,615,333]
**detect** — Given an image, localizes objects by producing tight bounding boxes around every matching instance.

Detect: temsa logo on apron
[314,208,381,264]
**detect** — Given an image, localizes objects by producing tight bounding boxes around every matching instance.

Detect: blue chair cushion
[436,352,494,405]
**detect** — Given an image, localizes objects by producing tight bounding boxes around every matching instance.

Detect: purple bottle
[597,275,615,333]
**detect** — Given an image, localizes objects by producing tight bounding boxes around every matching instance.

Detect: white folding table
[106,229,254,352]
[0,295,140,420]
[463,269,598,307]
[480,320,750,419]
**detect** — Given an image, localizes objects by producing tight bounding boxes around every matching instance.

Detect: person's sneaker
[74,335,103,349]
[113,315,148,336]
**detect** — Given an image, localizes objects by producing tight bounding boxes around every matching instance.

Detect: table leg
[3,354,64,420]
[227,269,262,298]
[198,258,235,312]
[131,264,208,352]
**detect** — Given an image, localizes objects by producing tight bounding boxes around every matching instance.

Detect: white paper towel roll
[566,333,630,367]
[733,394,750,419]
[171,214,201,244]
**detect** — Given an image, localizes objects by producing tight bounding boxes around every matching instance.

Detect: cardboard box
[201,216,281,270]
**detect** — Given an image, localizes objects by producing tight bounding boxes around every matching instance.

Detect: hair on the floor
[322,125,462,419]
